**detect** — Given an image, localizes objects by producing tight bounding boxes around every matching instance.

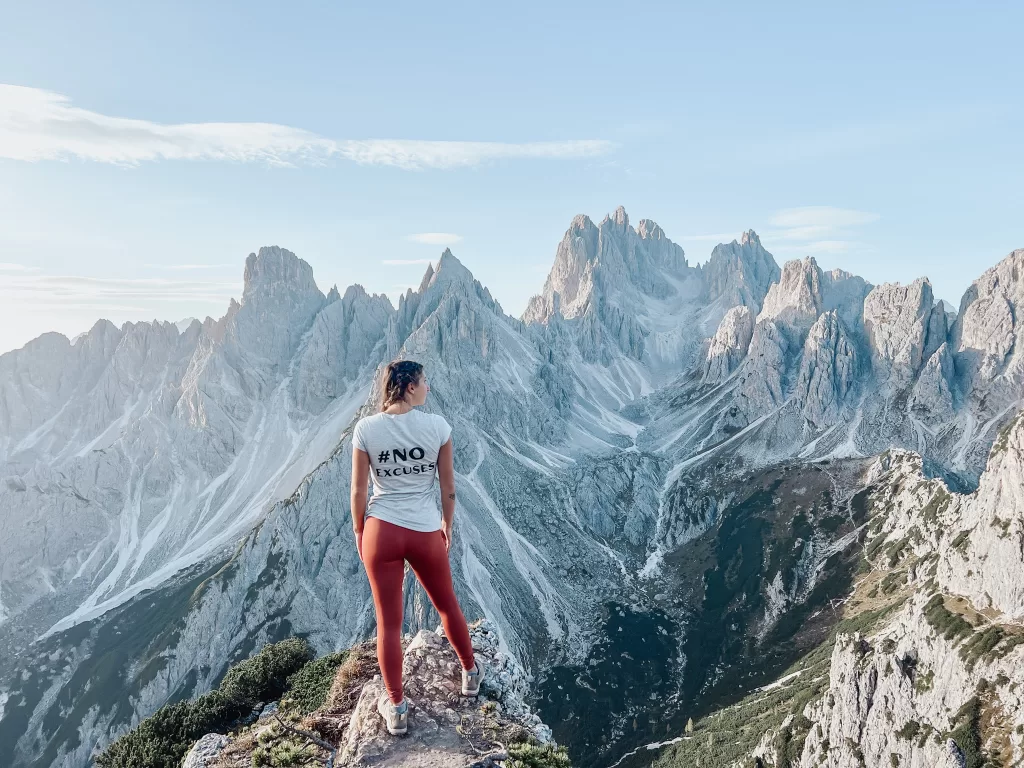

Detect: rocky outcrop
[758,257,825,340]
[237,246,326,369]
[952,248,1024,404]
[794,311,858,428]
[294,284,394,412]
[700,230,780,318]
[702,306,755,384]
[863,278,945,394]
[821,268,872,331]
[737,320,789,412]
[782,433,1024,767]
[198,621,555,768]
[338,623,551,766]
[909,342,955,425]
[935,414,1024,619]
[182,733,229,768]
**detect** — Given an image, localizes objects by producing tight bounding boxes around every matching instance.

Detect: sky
[1,1,1022,355]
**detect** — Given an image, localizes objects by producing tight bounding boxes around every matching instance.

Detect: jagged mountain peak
[242,245,321,303]
[525,207,693,324]
[339,282,387,306]
[391,247,502,348]
[636,218,665,240]
[417,261,436,292]
[568,212,597,233]
[437,246,463,270]
[601,205,630,231]
[951,246,1024,394]
[79,318,121,345]
[758,256,824,332]
[418,247,476,293]
[701,230,781,316]
[326,284,341,302]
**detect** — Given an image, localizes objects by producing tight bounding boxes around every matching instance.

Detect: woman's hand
[354,528,364,562]
[440,520,453,553]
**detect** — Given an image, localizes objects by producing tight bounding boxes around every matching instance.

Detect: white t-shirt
[352,409,453,532]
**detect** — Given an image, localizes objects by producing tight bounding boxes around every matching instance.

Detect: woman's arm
[437,437,456,552]
[351,445,370,560]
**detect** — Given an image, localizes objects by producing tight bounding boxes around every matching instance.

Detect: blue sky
[1,1,1022,354]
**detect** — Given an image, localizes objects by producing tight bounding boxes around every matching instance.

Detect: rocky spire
[417,261,435,293]
[758,257,825,340]
[701,230,780,316]
[242,246,321,304]
[862,277,937,392]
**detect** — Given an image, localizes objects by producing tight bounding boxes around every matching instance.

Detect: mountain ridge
[2,209,1024,768]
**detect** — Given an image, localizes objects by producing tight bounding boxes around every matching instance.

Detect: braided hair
[379,360,425,411]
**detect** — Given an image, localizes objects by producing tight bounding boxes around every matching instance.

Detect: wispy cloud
[404,233,463,246]
[0,262,41,271]
[678,232,740,243]
[763,206,879,256]
[1,273,241,308]
[795,240,859,254]
[0,85,614,169]
[769,207,879,240]
[143,263,233,270]
[382,258,435,266]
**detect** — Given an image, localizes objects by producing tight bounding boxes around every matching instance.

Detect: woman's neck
[384,402,414,414]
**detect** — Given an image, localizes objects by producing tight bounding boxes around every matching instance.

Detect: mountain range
[1,207,1023,767]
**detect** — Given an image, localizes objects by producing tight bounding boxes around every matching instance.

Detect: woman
[350,359,483,736]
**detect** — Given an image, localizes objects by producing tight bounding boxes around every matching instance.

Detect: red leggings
[362,516,476,703]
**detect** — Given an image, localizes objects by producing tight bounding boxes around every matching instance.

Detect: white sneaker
[376,693,408,735]
[461,660,484,696]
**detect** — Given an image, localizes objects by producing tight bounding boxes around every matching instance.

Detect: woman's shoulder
[354,412,383,430]
[430,412,452,442]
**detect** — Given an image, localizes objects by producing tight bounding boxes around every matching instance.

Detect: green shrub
[507,741,573,768]
[219,637,313,707]
[880,571,906,595]
[914,669,934,694]
[895,720,920,740]
[922,595,973,644]
[280,650,348,715]
[950,530,972,553]
[95,638,314,768]
[947,697,982,768]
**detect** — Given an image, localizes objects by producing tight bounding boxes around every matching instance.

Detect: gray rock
[702,306,755,384]
[338,622,552,766]
[794,311,857,428]
[699,230,780,320]
[181,733,230,768]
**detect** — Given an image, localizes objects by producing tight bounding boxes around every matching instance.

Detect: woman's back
[352,409,452,532]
